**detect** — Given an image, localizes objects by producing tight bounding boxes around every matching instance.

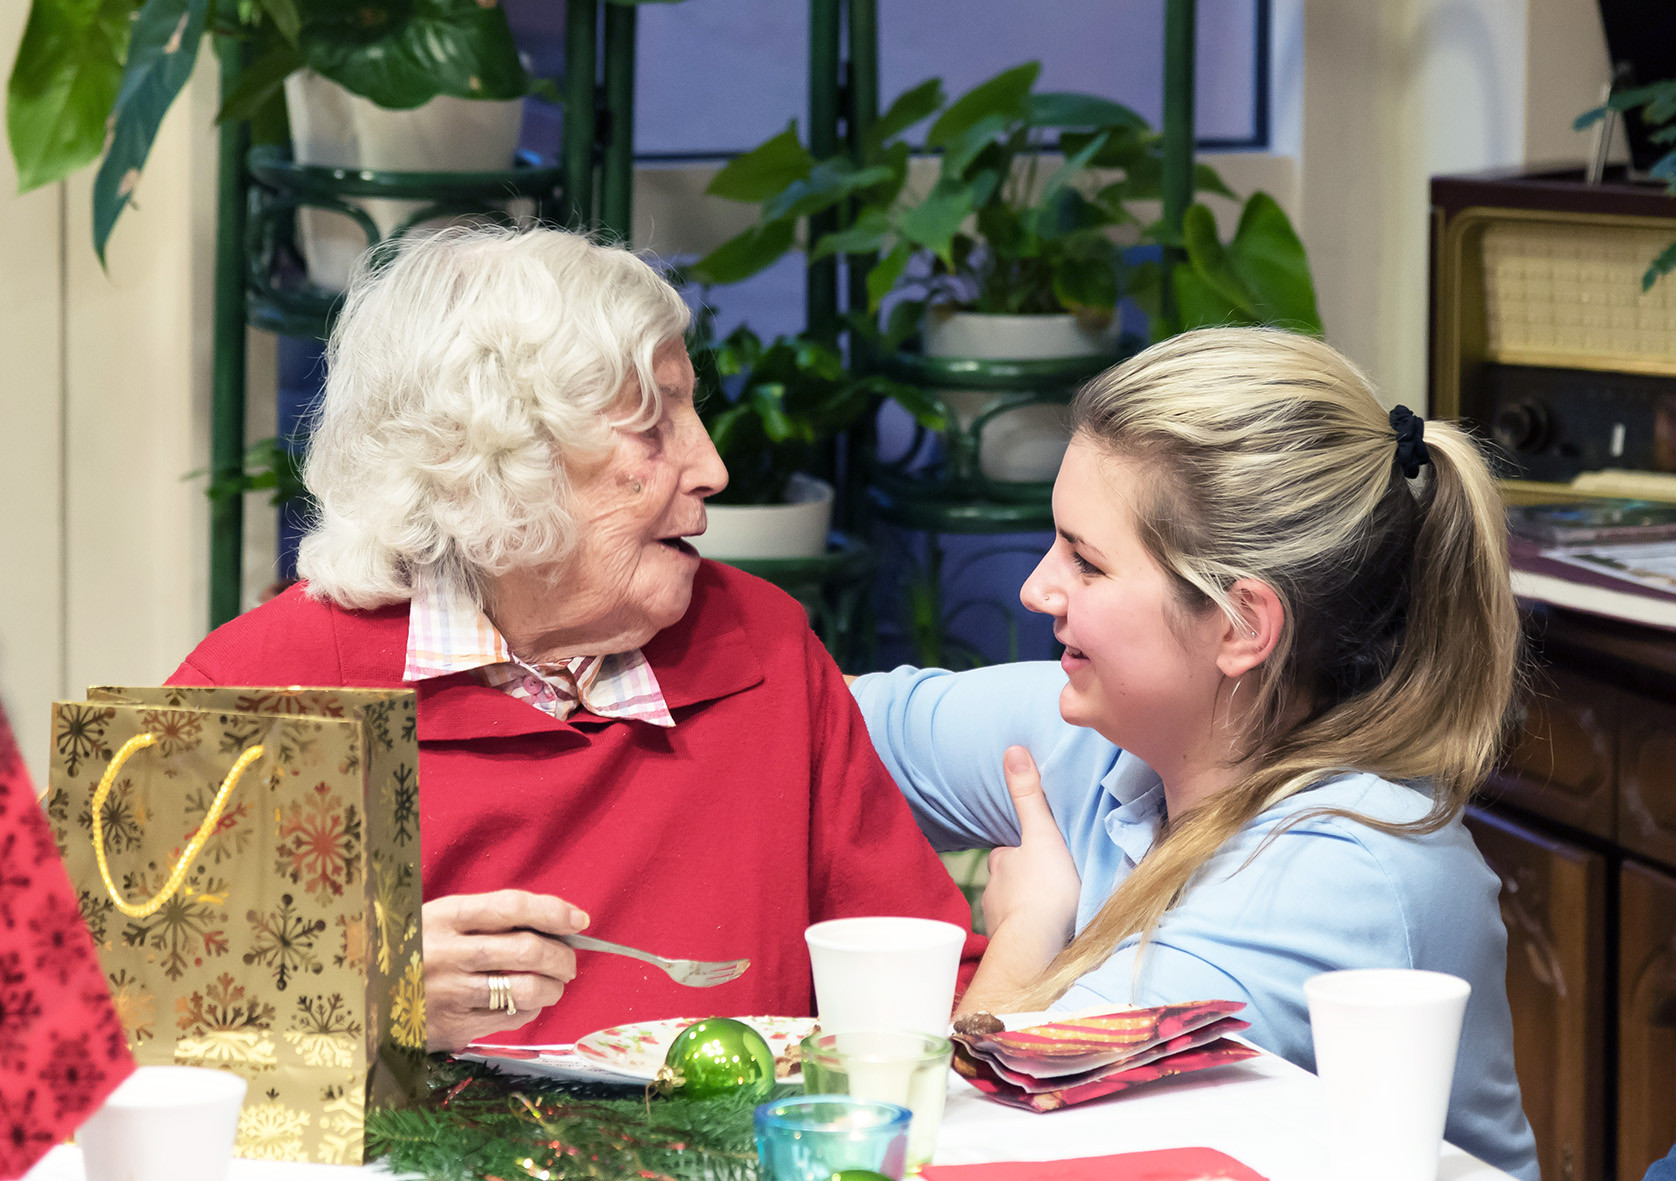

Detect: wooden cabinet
[1493,667,1618,839]
[1465,808,1608,1181]
[1620,697,1676,869]
[1619,860,1676,1181]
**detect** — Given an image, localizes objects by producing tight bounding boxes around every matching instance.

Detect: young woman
[853,328,1538,1181]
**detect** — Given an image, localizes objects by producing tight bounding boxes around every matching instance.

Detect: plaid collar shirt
[401,571,675,728]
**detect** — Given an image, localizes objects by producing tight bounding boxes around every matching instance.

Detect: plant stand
[865,350,1121,668]
[208,3,640,626]
[720,535,877,674]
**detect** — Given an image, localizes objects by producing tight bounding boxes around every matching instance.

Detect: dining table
[22,1039,1517,1181]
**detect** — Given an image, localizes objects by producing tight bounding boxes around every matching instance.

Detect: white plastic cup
[1304,969,1471,1181]
[78,1065,248,1181]
[805,917,965,1036]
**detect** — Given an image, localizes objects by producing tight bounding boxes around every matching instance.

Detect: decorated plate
[576,1015,819,1081]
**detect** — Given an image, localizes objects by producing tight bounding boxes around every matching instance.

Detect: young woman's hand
[957,746,1083,1015]
[983,745,1081,945]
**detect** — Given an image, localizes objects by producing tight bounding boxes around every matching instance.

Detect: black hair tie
[1390,405,1431,479]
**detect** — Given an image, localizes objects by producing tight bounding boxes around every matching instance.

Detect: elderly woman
[168,227,980,1050]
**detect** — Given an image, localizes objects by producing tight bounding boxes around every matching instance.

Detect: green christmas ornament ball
[660,1017,775,1100]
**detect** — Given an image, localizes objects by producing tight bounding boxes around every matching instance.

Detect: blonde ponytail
[1010,328,1519,1011]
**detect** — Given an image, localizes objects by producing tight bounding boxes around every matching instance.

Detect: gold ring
[486,973,516,1016]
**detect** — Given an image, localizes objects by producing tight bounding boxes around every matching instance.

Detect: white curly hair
[296,225,692,609]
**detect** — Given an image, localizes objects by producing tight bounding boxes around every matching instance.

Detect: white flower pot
[694,474,835,561]
[922,310,1117,484]
[284,71,526,291]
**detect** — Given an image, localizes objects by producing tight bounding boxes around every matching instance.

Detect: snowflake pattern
[75,889,116,947]
[360,700,395,751]
[182,782,254,865]
[0,953,41,1071]
[174,972,278,1069]
[27,894,92,986]
[276,782,361,901]
[236,692,343,718]
[40,1034,109,1119]
[381,764,418,847]
[390,949,426,1051]
[0,834,31,930]
[53,704,115,778]
[106,968,156,1043]
[282,993,362,1069]
[315,1085,366,1165]
[76,775,148,857]
[137,708,204,774]
[1,1091,54,1171]
[244,894,325,991]
[333,912,366,971]
[237,1102,311,1161]
[371,862,414,975]
[118,865,231,981]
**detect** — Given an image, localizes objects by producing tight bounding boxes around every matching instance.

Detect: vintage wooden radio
[1430,168,1676,502]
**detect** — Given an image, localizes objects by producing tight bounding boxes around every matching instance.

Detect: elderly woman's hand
[422,890,590,1051]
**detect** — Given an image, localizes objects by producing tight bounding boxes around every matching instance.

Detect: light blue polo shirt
[853,660,1539,1181]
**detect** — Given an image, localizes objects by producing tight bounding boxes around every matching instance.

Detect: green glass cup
[800,1030,954,1171]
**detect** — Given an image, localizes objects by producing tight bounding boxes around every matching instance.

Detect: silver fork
[538,931,750,988]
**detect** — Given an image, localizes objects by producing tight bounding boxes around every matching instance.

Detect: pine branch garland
[367,1057,792,1181]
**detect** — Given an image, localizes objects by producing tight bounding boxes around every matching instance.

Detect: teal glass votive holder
[754,1095,912,1181]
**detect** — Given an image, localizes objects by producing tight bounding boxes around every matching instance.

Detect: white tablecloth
[25,1048,1516,1181]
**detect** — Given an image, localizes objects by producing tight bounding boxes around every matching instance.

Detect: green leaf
[302,0,530,109]
[690,218,796,285]
[92,0,210,263]
[749,383,796,443]
[1193,161,1238,200]
[896,176,977,266]
[1222,192,1322,333]
[6,0,135,193]
[706,123,814,203]
[877,377,946,430]
[1643,239,1676,292]
[867,241,914,311]
[1036,129,1109,204]
[865,77,944,158]
[938,112,1012,177]
[762,159,894,222]
[925,62,1038,149]
[1180,203,1253,313]
[810,206,891,261]
[255,0,301,44]
[1171,260,1246,333]
[1051,253,1120,315]
[1025,91,1146,129]
[882,296,926,350]
[216,39,303,125]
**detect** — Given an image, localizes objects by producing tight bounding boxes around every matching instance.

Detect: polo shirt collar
[415,561,764,742]
[1101,750,1168,867]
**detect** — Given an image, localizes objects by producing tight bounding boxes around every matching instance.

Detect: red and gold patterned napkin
[920,1147,1267,1179]
[952,1001,1260,1113]
[0,700,134,1178]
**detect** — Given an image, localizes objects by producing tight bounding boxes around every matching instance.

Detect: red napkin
[919,1147,1267,1180]
[952,1002,1260,1113]
[0,702,134,1179]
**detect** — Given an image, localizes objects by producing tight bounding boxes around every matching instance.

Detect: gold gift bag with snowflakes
[45,686,425,1164]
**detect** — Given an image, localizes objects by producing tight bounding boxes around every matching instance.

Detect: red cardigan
[169,561,982,1043]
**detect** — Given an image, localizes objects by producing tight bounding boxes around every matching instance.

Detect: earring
[629,480,643,494]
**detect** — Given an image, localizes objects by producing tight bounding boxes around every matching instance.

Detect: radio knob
[1492,400,1549,453]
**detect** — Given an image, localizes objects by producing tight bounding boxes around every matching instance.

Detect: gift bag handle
[92,732,266,919]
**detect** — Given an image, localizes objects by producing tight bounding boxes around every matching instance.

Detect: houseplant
[689,318,944,560]
[693,61,1321,483]
[6,0,531,261]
